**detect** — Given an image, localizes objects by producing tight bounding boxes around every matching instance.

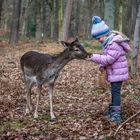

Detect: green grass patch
[0,120,24,133]
[103,137,111,140]
[68,114,77,119]
[82,40,102,51]
[129,83,139,89]
[0,33,10,41]
[39,113,51,121]
[123,92,140,102]
[50,123,62,129]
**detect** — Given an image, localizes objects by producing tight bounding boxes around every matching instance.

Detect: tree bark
[69,0,80,38]
[131,3,140,78]
[104,0,115,29]
[43,0,52,41]
[21,0,29,36]
[62,0,73,41]
[52,0,58,41]
[0,0,4,26]
[58,0,63,40]
[122,0,138,38]
[115,0,123,31]
[24,0,36,38]
[9,0,22,45]
[35,0,43,42]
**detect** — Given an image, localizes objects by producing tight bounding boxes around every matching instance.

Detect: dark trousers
[111,82,122,106]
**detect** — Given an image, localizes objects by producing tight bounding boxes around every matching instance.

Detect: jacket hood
[108,33,131,53]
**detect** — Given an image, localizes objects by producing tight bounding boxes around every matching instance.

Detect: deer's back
[20,51,53,75]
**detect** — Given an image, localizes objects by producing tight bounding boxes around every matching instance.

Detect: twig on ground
[114,110,140,137]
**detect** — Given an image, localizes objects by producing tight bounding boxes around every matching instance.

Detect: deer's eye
[74,48,80,52]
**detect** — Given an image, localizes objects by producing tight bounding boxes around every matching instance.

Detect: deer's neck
[44,49,72,80]
[52,49,72,70]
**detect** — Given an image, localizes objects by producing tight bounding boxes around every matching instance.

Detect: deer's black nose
[87,53,92,58]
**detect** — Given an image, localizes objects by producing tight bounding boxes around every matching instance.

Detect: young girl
[87,16,131,124]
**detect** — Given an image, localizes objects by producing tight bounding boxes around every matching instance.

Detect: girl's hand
[86,57,92,61]
[99,67,105,72]
[86,53,93,61]
[99,65,106,72]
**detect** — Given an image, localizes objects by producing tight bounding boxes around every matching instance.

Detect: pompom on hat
[91,16,111,39]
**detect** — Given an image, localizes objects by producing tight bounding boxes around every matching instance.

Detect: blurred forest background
[0,0,139,43]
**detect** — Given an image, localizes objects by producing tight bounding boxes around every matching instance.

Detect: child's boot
[110,106,121,124]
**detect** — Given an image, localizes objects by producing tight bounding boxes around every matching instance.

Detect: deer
[20,38,89,120]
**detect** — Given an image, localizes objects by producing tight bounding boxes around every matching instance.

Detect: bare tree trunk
[1,0,12,32]
[115,0,123,31]
[21,0,29,36]
[74,0,80,36]
[131,3,140,78]
[104,0,115,29]
[9,0,22,45]
[122,0,138,38]
[58,0,63,40]
[52,0,58,41]
[0,0,4,26]
[35,0,43,42]
[43,0,51,41]
[69,0,80,38]
[62,0,73,41]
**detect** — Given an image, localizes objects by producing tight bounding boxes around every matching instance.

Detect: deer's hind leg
[34,84,42,118]
[25,79,33,114]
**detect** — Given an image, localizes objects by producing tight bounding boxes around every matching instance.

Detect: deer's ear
[61,41,70,48]
[75,37,79,42]
[72,37,79,44]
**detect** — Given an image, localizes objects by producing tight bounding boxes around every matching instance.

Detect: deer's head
[61,38,88,59]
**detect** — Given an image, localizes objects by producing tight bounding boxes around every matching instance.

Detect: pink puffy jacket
[91,34,131,82]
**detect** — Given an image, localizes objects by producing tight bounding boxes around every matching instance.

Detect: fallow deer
[20,38,88,120]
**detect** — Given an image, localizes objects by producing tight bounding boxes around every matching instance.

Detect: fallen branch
[114,110,140,137]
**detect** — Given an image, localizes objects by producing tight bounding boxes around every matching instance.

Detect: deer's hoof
[50,116,57,122]
[34,113,39,119]
[25,108,30,114]
[29,105,33,112]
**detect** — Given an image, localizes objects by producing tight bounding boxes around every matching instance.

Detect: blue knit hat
[91,16,110,39]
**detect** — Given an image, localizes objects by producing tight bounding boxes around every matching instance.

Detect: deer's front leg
[26,91,30,114]
[48,83,56,121]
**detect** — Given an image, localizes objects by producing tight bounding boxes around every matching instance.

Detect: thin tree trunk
[62,0,73,41]
[35,0,42,42]
[58,0,63,40]
[9,0,22,45]
[43,1,51,41]
[0,0,4,26]
[104,0,115,29]
[122,0,138,38]
[52,0,58,41]
[131,3,140,78]
[21,0,29,36]
[69,0,80,38]
[115,0,123,32]
[74,0,80,36]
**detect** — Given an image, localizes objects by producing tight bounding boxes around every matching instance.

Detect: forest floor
[0,40,140,140]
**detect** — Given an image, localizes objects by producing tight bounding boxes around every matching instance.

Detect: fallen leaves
[0,42,140,139]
